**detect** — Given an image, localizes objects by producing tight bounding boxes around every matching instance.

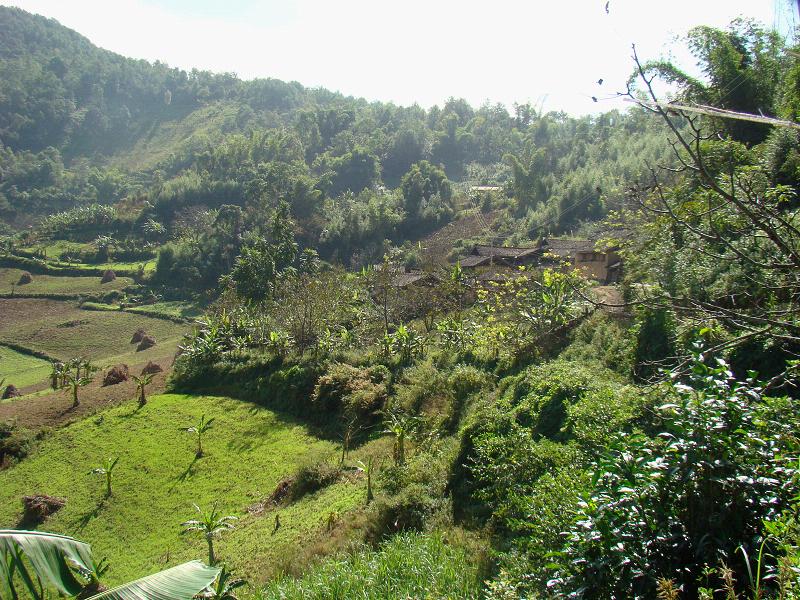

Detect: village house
[538,237,622,284]
[459,245,540,269]
[457,238,623,284]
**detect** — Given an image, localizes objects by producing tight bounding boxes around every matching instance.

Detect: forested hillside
[3,6,800,600]
[0,4,675,259]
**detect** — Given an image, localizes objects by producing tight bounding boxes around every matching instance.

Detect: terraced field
[0,267,132,296]
[0,298,187,381]
[0,394,363,586]
[0,345,52,388]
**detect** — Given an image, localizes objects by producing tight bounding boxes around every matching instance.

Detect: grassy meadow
[0,393,364,586]
[0,298,187,368]
[125,300,204,321]
[0,345,52,389]
[0,268,132,296]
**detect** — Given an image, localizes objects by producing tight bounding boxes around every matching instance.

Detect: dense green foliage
[257,532,483,599]
[4,9,800,600]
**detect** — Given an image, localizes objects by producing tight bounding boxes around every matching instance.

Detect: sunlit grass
[0,394,358,586]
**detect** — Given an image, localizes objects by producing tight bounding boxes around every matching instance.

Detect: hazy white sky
[1,0,793,114]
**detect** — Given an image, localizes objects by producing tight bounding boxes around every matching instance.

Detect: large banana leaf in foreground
[0,529,94,597]
[86,560,220,600]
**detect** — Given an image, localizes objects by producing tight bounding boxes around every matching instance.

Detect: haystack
[103,364,129,386]
[141,360,163,375]
[130,328,147,344]
[17,271,33,285]
[2,384,20,399]
[136,335,156,351]
[22,494,66,525]
[100,269,116,283]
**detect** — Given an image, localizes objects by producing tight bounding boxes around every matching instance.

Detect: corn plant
[89,456,119,497]
[181,503,237,566]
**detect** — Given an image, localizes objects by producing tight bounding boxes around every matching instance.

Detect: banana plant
[64,372,93,408]
[357,457,376,504]
[196,565,245,600]
[186,414,215,458]
[181,504,237,566]
[131,374,154,407]
[89,456,119,497]
[0,530,220,599]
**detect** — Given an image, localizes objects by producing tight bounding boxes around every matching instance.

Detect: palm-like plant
[50,362,66,390]
[181,504,237,566]
[382,409,419,466]
[131,374,154,407]
[64,372,93,408]
[357,457,376,504]
[89,457,119,497]
[187,414,215,458]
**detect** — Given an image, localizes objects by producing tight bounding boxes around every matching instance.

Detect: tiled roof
[541,238,597,257]
[459,255,491,267]
[474,245,539,259]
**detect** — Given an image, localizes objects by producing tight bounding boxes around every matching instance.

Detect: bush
[551,353,800,598]
[367,484,442,541]
[313,362,390,419]
[287,462,342,502]
[0,421,34,467]
[258,532,483,599]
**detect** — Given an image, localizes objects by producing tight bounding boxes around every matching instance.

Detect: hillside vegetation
[2,7,800,600]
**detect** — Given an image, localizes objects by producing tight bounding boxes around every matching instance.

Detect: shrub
[287,462,342,502]
[561,311,635,376]
[0,421,34,467]
[313,362,390,419]
[394,360,452,420]
[367,484,442,541]
[258,532,483,599]
[551,353,800,598]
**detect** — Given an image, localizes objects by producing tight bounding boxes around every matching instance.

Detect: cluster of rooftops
[390,237,622,288]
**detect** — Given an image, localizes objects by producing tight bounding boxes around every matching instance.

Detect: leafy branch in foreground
[0,529,220,599]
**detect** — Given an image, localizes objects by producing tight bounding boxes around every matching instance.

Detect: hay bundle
[100,269,116,283]
[102,364,129,386]
[136,335,156,351]
[141,360,163,375]
[130,328,147,344]
[17,271,33,285]
[22,494,66,525]
[1,384,20,399]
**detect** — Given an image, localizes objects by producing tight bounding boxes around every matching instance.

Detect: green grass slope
[0,345,52,388]
[0,268,132,296]
[0,298,186,366]
[0,394,361,586]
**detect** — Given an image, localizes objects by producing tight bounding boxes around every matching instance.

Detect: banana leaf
[0,529,94,597]
[87,560,221,600]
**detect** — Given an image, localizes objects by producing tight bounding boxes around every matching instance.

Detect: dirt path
[0,356,173,432]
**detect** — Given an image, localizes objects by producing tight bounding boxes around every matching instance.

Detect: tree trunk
[207,539,215,566]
